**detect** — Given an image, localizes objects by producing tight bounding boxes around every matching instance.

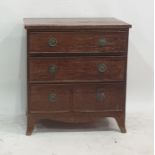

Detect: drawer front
[29,56,126,82]
[29,84,71,112]
[29,31,128,53]
[73,83,125,112]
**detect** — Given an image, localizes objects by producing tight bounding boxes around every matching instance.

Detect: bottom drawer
[29,83,125,112]
[73,83,125,112]
[29,84,71,112]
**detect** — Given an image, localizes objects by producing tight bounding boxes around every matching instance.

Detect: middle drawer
[29,56,126,82]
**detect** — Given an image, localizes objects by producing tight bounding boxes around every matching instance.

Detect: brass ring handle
[98,38,107,47]
[48,93,56,102]
[48,37,57,47]
[97,63,107,73]
[48,65,58,74]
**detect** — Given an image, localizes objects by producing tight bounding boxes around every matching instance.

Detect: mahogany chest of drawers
[24,18,131,135]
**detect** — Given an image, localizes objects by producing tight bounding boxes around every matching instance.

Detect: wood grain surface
[29,31,128,53]
[25,18,131,135]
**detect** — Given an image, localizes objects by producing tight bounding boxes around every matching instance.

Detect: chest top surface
[24,18,131,30]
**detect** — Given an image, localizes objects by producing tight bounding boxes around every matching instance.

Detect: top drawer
[28,31,128,54]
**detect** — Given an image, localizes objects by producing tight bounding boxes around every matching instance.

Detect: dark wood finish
[73,83,125,112]
[30,84,72,111]
[24,18,131,135]
[24,18,131,30]
[29,56,126,82]
[29,31,128,53]
[26,111,126,134]
[29,83,125,112]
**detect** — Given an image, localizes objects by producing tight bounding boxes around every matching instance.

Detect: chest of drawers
[24,18,131,135]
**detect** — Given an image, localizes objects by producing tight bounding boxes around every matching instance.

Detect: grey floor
[0,111,153,155]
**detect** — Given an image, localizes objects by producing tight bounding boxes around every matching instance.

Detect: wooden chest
[24,18,131,135]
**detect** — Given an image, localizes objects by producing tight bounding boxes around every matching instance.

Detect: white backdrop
[0,0,153,116]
